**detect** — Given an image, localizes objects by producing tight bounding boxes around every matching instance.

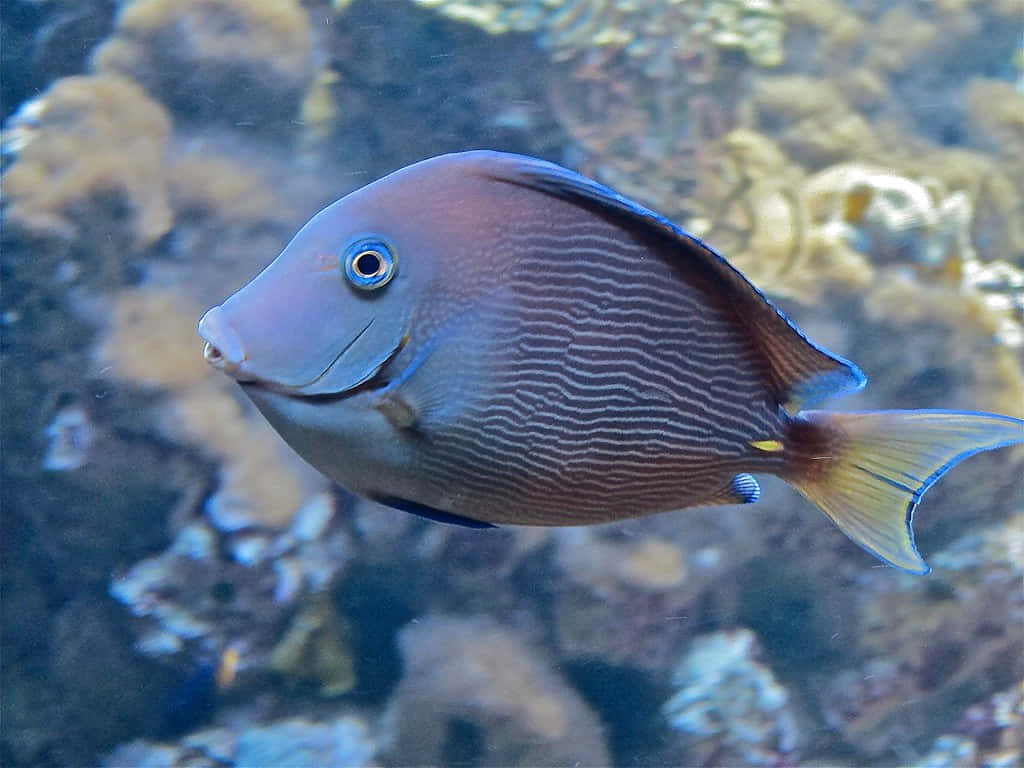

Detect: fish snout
[198,306,247,376]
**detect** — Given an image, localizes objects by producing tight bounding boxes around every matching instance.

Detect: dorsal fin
[475,151,866,411]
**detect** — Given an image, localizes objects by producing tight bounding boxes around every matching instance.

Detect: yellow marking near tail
[750,439,784,452]
[216,647,240,690]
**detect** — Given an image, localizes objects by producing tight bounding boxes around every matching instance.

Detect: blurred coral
[270,593,356,697]
[233,716,376,767]
[864,273,1024,416]
[110,493,352,664]
[103,713,376,767]
[893,149,1024,267]
[965,79,1024,200]
[92,0,314,130]
[549,527,700,669]
[167,141,286,228]
[687,129,874,301]
[556,529,688,594]
[819,514,1024,758]
[413,0,786,70]
[744,76,878,169]
[663,628,802,766]
[685,126,1024,416]
[912,680,1024,768]
[416,0,785,223]
[95,286,324,529]
[802,163,974,269]
[2,75,172,250]
[42,402,95,472]
[385,614,610,766]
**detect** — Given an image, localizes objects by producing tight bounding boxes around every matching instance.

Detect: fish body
[199,151,1024,573]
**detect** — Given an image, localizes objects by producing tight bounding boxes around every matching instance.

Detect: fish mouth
[239,318,378,397]
[241,321,411,402]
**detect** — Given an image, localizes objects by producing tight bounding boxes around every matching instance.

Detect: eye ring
[342,239,397,290]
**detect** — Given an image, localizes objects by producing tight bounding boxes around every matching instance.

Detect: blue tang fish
[198,151,1024,574]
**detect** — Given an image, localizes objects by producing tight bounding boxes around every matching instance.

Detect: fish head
[197,163,465,396]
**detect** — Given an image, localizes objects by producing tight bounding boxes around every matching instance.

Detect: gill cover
[202,199,412,396]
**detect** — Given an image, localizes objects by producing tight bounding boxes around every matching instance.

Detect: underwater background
[2,1,1022,766]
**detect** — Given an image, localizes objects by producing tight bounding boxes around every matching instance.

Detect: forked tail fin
[783,410,1024,574]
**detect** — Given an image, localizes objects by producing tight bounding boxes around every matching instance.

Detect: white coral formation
[664,628,801,766]
[103,714,376,767]
[43,404,95,472]
[110,495,350,659]
[803,163,975,269]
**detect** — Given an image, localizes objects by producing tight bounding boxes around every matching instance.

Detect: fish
[198,151,1024,574]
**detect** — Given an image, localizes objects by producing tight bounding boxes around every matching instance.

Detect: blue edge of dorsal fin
[475,150,867,410]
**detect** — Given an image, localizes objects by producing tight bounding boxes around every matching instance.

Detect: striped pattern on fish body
[388,187,788,524]
[199,151,1024,574]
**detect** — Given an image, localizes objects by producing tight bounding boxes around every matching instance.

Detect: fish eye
[342,239,396,290]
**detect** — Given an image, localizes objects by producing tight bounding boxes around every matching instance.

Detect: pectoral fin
[372,297,507,432]
[372,332,459,431]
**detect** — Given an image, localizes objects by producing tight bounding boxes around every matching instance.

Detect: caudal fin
[784,410,1024,574]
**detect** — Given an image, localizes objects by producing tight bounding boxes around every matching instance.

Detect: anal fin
[373,495,496,528]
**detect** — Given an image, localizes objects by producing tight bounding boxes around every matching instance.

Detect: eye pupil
[354,251,382,277]
[342,239,396,290]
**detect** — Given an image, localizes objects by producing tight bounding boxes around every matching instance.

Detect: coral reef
[964,80,1024,261]
[686,126,1024,415]
[234,716,376,767]
[4,1,1024,765]
[384,614,610,766]
[917,680,1024,768]
[663,628,802,766]
[745,76,879,169]
[2,74,172,252]
[550,526,711,671]
[686,129,876,301]
[92,0,314,131]
[166,140,288,230]
[270,594,356,697]
[110,491,351,660]
[801,163,974,269]
[863,273,1024,416]
[818,514,1024,759]
[413,0,786,70]
[103,713,377,767]
[783,0,1023,148]
[414,0,786,222]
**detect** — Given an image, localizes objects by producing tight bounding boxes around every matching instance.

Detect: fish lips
[199,309,401,398]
